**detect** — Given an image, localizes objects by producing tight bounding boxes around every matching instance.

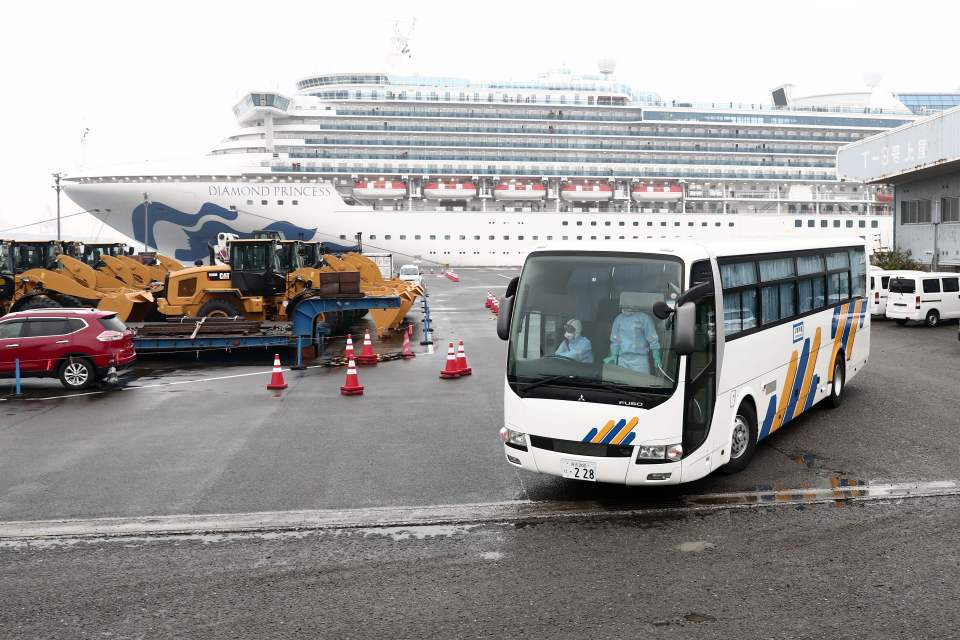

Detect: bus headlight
[636,443,683,462]
[499,427,528,451]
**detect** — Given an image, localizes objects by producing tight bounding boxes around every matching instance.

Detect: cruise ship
[63,62,919,266]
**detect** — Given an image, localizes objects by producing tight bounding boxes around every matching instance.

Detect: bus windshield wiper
[573,379,666,400]
[517,374,578,393]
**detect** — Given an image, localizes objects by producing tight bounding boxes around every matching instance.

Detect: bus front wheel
[720,402,757,475]
[827,358,845,409]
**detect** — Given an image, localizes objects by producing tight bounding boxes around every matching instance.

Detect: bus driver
[554,318,594,363]
[604,292,662,374]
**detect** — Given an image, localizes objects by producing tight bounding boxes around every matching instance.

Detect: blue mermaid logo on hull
[130,201,318,262]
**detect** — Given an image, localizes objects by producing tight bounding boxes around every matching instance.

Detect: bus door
[683,261,717,458]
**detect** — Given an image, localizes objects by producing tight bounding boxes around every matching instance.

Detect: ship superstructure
[64,64,918,266]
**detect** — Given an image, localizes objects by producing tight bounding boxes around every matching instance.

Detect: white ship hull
[65,179,893,267]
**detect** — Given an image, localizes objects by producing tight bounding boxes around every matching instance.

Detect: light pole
[142,192,151,252]
[52,172,64,241]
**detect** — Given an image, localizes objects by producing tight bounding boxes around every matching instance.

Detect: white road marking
[1,480,957,545]
[496,274,514,280]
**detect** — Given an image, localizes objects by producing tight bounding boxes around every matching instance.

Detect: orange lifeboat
[423,181,478,199]
[875,192,894,203]
[560,182,613,202]
[493,182,546,201]
[353,179,407,199]
[632,182,683,201]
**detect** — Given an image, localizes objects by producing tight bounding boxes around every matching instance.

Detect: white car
[869,266,893,317]
[886,272,960,327]
[398,264,423,286]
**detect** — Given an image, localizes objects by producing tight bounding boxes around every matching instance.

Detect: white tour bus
[496,238,869,485]
[885,272,960,327]
[869,267,893,317]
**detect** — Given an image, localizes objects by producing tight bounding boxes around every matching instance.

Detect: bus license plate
[561,459,597,482]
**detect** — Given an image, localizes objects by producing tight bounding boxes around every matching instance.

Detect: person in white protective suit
[554,318,594,363]
[604,292,662,374]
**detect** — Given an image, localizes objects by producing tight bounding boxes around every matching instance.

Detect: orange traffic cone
[356,330,378,366]
[344,334,355,361]
[266,353,288,390]
[340,358,364,395]
[455,340,472,376]
[401,329,416,359]
[440,341,460,379]
[491,298,500,316]
[485,291,493,309]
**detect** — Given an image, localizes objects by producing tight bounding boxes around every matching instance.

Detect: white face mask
[564,331,575,340]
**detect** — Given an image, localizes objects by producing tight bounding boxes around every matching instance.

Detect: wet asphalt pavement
[1,269,960,638]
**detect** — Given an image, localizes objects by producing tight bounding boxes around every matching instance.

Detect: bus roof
[527,236,868,263]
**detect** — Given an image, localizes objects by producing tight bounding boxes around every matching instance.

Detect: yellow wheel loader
[0,240,154,321]
[157,236,360,331]
[65,243,183,292]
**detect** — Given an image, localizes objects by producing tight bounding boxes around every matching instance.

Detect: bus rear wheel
[827,358,845,409]
[720,402,757,475]
[925,310,940,327]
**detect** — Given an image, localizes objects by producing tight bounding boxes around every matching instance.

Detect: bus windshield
[507,252,684,402]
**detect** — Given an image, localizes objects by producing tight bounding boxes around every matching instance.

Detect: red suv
[0,308,136,390]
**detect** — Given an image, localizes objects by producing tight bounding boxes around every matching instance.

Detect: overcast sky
[1,0,958,239]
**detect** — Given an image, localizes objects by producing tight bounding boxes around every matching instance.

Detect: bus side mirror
[497,277,519,341]
[673,301,696,355]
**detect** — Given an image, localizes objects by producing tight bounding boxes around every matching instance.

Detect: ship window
[339,235,346,240]
[590,236,597,240]
[821,220,828,227]
[444,235,450,240]
[503,236,510,240]
[474,235,480,240]
[546,235,552,240]
[871,220,878,228]
[489,235,495,240]
[808,220,815,228]
[229,205,237,211]
[292,200,298,205]
[415,235,421,240]
[277,200,283,205]
[532,235,538,240]
[833,220,841,228]
[261,200,268,205]
[562,235,568,240]
[604,221,611,226]
[247,200,253,205]
[590,221,597,226]
[576,236,582,240]
[674,222,680,227]
[795,220,802,228]
[400,235,406,239]
[618,221,625,226]
[369,235,376,240]
[576,221,583,226]
[518,235,524,240]
[729,223,735,227]
[604,236,610,240]
[660,222,667,226]
[459,235,466,240]
[385,235,391,240]
[858,221,865,228]
[562,221,568,226]
[846,220,853,228]
[429,235,436,240]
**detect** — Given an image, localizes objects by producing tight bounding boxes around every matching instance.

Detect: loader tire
[197,298,243,319]
[17,296,62,311]
[50,294,85,308]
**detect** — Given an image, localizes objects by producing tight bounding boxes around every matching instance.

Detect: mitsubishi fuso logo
[618,400,644,407]
[577,394,585,402]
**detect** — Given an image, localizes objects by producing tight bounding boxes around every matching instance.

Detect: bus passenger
[604,293,662,374]
[554,319,593,363]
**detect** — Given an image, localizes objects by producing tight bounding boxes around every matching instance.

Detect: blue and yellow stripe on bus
[582,417,638,445]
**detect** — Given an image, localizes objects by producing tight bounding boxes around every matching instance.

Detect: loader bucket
[97,289,155,322]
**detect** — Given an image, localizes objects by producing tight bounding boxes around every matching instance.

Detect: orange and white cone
[401,329,415,359]
[455,340,472,376]
[439,341,460,379]
[491,298,500,316]
[266,353,287,390]
[340,358,364,395]
[344,334,356,361]
[356,330,378,366]
[485,291,493,309]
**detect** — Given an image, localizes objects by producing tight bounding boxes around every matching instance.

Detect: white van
[869,267,893,317]
[397,263,423,286]
[886,272,960,327]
